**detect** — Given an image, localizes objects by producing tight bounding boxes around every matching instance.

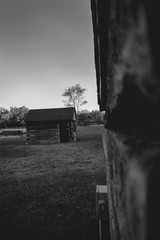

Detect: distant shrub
[77,112,91,126]
[77,110,104,126]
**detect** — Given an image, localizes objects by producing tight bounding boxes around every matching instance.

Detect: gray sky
[0,0,98,111]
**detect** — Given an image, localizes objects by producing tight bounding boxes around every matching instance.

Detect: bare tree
[62,84,87,112]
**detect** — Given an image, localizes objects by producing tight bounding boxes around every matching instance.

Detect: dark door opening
[59,121,69,143]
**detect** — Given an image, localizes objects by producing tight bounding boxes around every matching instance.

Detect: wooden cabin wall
[26,122,60,144]
[26,120,77,144]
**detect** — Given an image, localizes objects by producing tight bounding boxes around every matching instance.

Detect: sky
[0,0,99,112]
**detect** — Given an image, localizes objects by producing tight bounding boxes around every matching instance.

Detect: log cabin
[25,107,77,144]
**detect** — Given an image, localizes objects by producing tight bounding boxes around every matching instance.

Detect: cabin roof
[25,107,76,122]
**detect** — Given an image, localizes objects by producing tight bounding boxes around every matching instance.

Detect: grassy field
[0,125,107,240]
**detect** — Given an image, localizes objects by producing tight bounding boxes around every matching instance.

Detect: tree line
[0,106,29,128]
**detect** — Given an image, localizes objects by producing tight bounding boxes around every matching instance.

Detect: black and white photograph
[0,0,160,240]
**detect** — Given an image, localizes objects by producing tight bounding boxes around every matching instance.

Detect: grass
[0,125,107,240]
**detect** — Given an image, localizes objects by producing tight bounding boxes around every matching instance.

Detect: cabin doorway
[59,122,69,143]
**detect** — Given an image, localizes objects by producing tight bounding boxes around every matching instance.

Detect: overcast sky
[0,0,99,111]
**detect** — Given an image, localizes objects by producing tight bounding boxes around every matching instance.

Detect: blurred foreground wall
[90,0,160,239]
